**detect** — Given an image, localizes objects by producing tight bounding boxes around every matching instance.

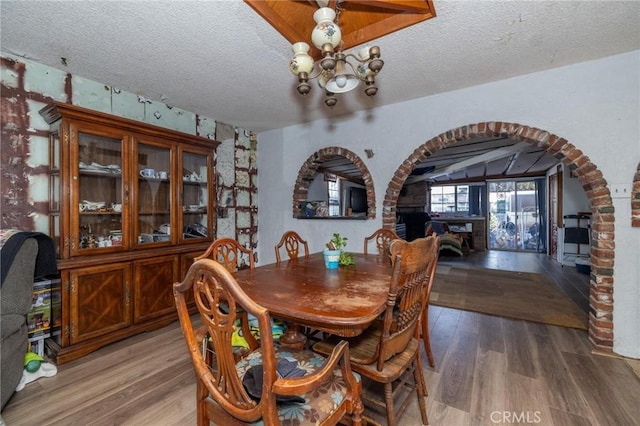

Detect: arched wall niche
[381,122,615,352]
[632,163,640,227]
[292,147,376,219]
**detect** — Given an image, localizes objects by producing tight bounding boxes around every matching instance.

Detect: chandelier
[289,4,384,108]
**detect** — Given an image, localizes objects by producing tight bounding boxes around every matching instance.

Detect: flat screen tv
[350,187,367,214]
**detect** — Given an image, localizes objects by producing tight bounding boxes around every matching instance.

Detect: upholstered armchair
[1,238,38,409]
[1,230,57,409]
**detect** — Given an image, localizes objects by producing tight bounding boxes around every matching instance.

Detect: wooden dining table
[233,252,393,348]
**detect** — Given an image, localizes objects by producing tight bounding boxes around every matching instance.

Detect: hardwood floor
[3,252,636,425]
[439,250,591,313]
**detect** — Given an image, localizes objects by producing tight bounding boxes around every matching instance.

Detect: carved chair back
[378,235,439,370]
[274,230,309,264]
[196,237,255,272]
[363,228,401,255]
[412,233,440,367]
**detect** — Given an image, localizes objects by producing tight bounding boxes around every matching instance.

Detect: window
[430,185,469,213]
[327,179,341,216]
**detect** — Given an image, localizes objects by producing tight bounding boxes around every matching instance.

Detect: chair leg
[351,394,364,426]
[421,309,435,368]
[196,381,209,426]
[413,356,429,426]
[384,382,397,426]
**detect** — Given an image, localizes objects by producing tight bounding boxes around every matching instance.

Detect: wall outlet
[610,183,632,198]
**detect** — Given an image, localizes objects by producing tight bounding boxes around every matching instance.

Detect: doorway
[382,122,615,351]
[488,179,545,252]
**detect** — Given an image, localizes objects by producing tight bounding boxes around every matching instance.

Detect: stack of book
[27,278,61,356]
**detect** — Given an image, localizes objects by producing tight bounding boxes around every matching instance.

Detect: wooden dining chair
[274,230,309,264]
[417,234,440,368]
[312,236,437,426]
[363,228,401,255]
[274,230,323,341]
[195,237,255,272]
[196,237,256,357]
[174,258,364,426]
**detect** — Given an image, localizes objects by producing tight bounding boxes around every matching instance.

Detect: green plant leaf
[329,233,348,250]
[339,252,355,266]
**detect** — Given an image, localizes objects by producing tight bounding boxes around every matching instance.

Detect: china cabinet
[40,102,218,364]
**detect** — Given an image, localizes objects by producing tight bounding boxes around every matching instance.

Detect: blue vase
[323,249,341,269]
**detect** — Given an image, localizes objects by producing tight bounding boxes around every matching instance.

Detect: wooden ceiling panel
[244,0,436,51]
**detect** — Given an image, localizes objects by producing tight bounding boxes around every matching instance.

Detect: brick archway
[632,163,640,227]
[292,147,376,218]
[382,122,615,352]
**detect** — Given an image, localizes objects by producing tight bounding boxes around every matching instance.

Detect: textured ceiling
[1,1,639,133]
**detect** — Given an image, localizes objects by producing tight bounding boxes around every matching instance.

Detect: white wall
[563,166,591,215]
[257,50,640,358]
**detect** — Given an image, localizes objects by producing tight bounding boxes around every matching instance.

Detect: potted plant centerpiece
[323,233,355,268]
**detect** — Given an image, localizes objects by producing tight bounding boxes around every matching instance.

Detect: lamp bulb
[336,75,347,88]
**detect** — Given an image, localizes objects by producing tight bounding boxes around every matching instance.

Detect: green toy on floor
[16,351,57,392]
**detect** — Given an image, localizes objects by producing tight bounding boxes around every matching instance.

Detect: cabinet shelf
[79,211,122,215]
[138,177,170,183]
[79,171,122,178]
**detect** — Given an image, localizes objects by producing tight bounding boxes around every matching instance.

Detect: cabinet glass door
[75,130,126,255]
[180,149,211,242]
[135,141,172,246]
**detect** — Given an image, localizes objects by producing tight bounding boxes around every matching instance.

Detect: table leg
[279,323,307,350]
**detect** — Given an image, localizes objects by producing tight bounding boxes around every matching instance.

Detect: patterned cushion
[235,347,359,426]
[439,234,464,257]
[425,223,464,256]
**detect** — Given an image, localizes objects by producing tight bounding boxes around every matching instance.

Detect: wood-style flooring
[439,250,591,314]
[3,252,638,425]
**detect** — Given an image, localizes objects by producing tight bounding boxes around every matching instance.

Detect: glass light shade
[325,61,359,93]
[311,7,342,50]
[289,42,315,75]
[357,46,371,61]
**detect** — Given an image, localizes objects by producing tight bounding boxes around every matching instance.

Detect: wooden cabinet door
[180,250,203,278]
[133,255,179,323]
[69,263,131,344]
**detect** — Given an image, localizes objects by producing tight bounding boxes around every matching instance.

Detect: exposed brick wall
[0,57,64,229]
[381,122,616,352]
[633,163,640,227]
[234,130,259,259]
[292,147,375,219]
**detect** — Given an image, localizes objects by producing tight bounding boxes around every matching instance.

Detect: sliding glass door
[488,179,545,252]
